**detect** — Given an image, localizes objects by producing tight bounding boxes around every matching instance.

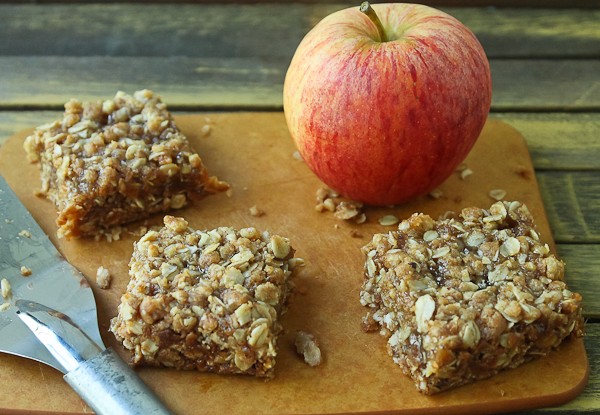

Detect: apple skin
[283,3,492,206]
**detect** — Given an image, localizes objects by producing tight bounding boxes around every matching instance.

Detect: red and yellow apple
[283,2,492,206]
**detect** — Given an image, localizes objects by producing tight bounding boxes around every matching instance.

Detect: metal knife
[0,175,171,415]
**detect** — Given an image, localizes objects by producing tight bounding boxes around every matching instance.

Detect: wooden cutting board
[0,113,588,415]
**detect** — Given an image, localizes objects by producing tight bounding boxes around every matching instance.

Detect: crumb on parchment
[96,266,112,289]
[294,331,322,367]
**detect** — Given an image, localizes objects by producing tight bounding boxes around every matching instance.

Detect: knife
[0,175,171,415]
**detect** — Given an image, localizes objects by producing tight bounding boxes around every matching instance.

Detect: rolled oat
[1,278,11,299]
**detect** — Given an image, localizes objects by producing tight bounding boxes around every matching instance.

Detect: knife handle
[64,348,172,415]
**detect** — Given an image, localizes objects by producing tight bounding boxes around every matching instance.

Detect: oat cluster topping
[24,90,228,239]
[360,201,584,394]
[110,216,301,377]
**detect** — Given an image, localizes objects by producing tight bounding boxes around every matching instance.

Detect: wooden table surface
[0,1,598,414]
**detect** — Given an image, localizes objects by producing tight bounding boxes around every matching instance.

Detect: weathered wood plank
[537,171,600,244]
[0,57,598,111]
[493,113,600,170]
[491,60,600,111]
[2,0,600,7]
[0,112,60,143]
[1,5,599,59]
[0,56,283,109]
[3,0,600,7]
[556,244,600,319]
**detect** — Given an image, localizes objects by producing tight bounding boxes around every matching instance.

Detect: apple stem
[360,2,388,42]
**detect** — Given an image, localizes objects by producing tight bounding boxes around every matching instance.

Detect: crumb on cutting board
[96,266,112,289]
[249,205,265,217]
[294,331,322,367]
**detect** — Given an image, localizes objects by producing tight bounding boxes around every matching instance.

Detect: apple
[283,2,492,206]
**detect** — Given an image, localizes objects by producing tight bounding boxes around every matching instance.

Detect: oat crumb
[249,205,265,217]
[429,189,444,199]
[200,124,212,137]
[350,229,363,238]
[18,229,32,238]
[460,168,473,180]
[489,189,507,201]
[1,278,11,299]
[226,188,233,198]
[20,266,32,277]
[378,215,399,226]
[96,266,112,289]
[294,331,322,367]
[456,164,473,179]
[0,303,9,312]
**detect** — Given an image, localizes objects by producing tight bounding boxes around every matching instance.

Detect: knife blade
[0,175,172,415]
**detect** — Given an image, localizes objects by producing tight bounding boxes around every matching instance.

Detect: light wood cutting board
[0,113,588,415]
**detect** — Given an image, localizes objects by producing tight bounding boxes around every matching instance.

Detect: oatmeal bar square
[110,216,299,378]
[360,201,584,394]
[24,90,228,239]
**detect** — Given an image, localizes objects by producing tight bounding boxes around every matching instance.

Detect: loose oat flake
[378,215,399,226]
[1,278,11,299]
[489,189,507,201]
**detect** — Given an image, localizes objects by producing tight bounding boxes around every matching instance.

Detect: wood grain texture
[2,0,600,7]
[537,172,600,243]
[1,5,599,58]
[494,113,600,170]
[556,245,600,320]
[0,57,599,111]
